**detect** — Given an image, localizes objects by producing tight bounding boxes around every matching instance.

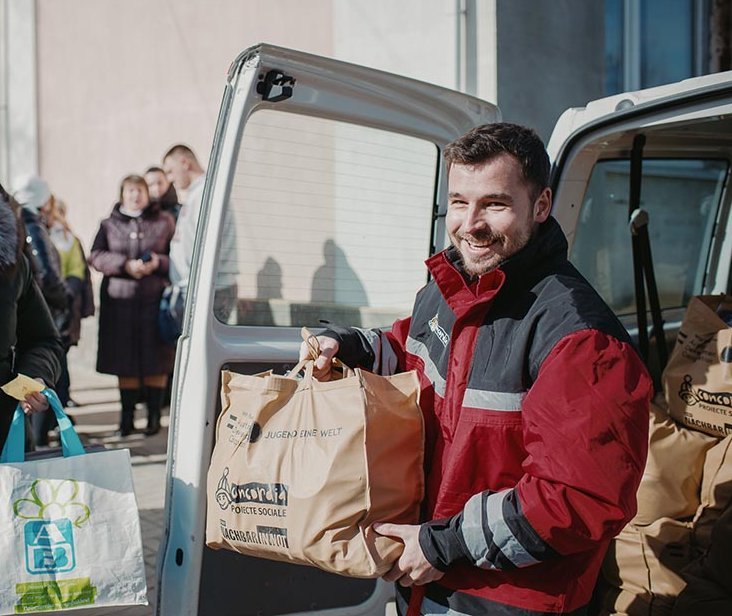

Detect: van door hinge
[256,70,295,102]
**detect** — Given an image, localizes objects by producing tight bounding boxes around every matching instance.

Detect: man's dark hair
[163,144,198,163]
[444,123,550,200]
[145,165,165,175]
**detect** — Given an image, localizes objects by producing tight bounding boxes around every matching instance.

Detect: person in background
[145,165,181,222]
[89,175,175,437]
[143,165,180,405]
[0,182,64,451]
[301,123,652,616]
[13,174,70,446]
[163,144,238,326]
[43,196,94,408]
[144,165,180,406]
[13,175,69,335]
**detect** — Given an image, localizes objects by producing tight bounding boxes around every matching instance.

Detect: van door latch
[256,70,295,102]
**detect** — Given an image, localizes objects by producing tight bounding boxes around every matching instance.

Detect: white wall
[2,0,38,185]
[332,0,457,88]
[34,0,334,247]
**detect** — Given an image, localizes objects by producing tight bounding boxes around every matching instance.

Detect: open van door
[546,72,732,383]
[156,44,499,615]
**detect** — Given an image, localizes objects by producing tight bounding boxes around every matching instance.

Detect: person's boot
[145,386,164,436]
[118,389,137,437]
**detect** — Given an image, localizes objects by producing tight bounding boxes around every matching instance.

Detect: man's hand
[298,335,339,381]
[373,522,444,587]
[21,379,49,415]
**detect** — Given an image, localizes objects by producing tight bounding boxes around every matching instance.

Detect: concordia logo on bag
[12,478,97,611]
[677,375,732,435]
[215,467,288,510]
[678,374,732,411]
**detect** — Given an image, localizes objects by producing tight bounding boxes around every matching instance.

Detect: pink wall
[36,0,333,248]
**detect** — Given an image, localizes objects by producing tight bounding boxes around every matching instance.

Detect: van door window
[569,159,728,315]
[214,109,438,327]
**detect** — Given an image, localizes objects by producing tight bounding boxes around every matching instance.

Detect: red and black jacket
[324,217,652,615]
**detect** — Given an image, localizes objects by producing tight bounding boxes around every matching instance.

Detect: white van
[156,43,732,614]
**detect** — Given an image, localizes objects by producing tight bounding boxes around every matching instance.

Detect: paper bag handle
[300,327,354,378]
[1,388,85,463]
[288,357,315,382]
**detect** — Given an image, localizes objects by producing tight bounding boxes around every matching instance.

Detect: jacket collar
[426,217,568,314]
[497,216,568,284]
[110,201,160,220]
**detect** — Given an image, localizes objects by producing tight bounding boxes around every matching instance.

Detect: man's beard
[451,225,533,278]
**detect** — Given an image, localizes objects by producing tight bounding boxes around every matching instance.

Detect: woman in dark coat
[0,183,64,450]
[89,175,175,436]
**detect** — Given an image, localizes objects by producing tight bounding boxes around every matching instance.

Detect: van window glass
[214,109,437,328]
[569,159,727,315]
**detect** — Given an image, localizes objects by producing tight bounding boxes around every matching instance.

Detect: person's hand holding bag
[298,328,340,381]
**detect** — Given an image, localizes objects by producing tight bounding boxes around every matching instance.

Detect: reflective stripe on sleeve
[461,491,541,570]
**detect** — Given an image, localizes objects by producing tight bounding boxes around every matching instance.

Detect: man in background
[162,144,238,327]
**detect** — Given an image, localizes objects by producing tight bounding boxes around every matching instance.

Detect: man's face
[145,170,169,200]
[163,153,190,191]
[446,153,551,278]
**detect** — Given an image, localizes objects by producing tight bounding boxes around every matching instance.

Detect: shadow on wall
[235,257,282,326]
[257,257,282,300]
[235,241,370,328]
[311,239,368,307]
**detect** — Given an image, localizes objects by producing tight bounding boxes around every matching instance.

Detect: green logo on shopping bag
[12,479,90,576]
[14,578,97,613]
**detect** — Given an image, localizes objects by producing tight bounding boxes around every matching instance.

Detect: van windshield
[570,158,728,315]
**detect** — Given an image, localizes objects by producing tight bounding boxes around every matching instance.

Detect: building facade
[0,0,721,247]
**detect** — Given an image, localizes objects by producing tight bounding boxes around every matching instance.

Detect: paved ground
[57,334,168,615]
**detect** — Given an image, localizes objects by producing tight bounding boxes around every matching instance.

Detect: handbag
[205,352,424,578]
[158,284,185,345]
[0,390,147,614]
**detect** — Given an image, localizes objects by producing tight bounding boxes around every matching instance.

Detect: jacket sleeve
[14,255,64,386]
[152,212,176,277]
[419,329,652,571]
[319,316,410,375]
[88,222,128,276]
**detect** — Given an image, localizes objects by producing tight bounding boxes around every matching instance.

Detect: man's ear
[533,188,552,223]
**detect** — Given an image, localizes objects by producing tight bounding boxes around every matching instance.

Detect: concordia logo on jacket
[428,313,450,348]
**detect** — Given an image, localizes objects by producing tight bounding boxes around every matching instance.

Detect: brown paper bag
[662,294,732,438]
[597,518,695,616]
[632,399,717,526]
[692,434,732,549]
[205,359,424,578]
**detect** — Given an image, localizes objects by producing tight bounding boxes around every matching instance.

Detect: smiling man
[302,123,652,615]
